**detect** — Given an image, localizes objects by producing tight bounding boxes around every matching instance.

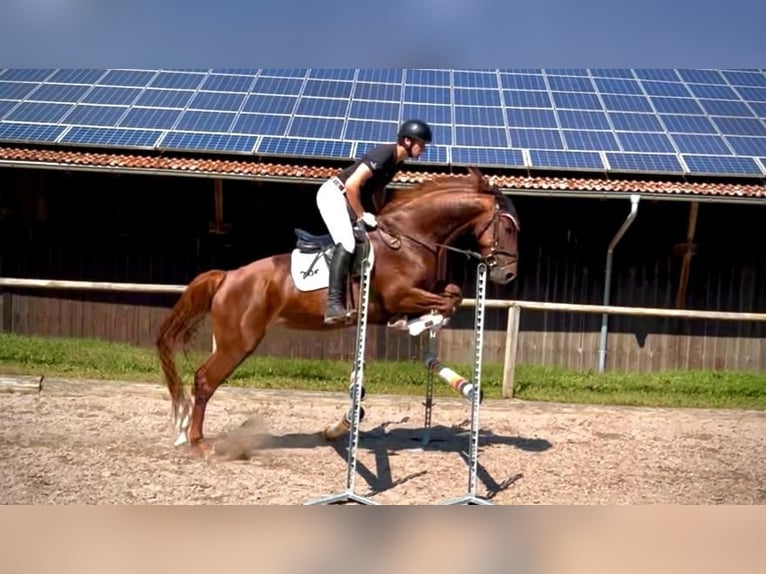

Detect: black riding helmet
[397,119,433,143]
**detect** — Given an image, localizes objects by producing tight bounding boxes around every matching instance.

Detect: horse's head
[469,169,520,285]
[380,166,520,284]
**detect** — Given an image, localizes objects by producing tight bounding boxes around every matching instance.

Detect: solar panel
[149,71,206,90]
[61,126,163,148]
[231,113,288,136]
[562,130,620,151]
[135,89,194,109]
[189,91,247,112]
[344,120,398,142]
[506,108,557,128]
[451,146,524,167]
[97,70,156,87]
[712,116,766,136]
[28,84,90,103]
[175,110,236,132]
[257,137,351,159]
[616,132,675,153]
[725,136,766,156]
[501,72,547,91]
[295,97,347,118]
[0,67,764,178]
[120,108,182,130]
[288,116,343,139]
[242,94,297,115]
[353,82,401,102]
[671,134,732,155]
[509,128,564,149]
[62,105,129,127]
[0,81,40,100]
[557,110,609,130]
[661,114,718,134]
[529,149,604,171]
[81,87,142,106]
[455,105,504,126]
[47,69,107,84]
[683,154,764,176]
[160,132,257,154]
[349,100,400,122]
[356,69,402,83]
[455,126,508,147]
[0,100,16,119]
[201,74,254,93]
[1,69,55,82]
[5,102,73,123]
[607,152,685,174]
[401,102,451,124]
[405,69,450,86]
[0,121,66,142]
[453,70,498,89]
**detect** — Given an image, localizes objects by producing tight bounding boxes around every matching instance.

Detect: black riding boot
[324,244,355,324]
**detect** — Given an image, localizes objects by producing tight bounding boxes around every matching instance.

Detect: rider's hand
[359,212,377,229]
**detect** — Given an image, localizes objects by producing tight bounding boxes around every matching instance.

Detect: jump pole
[305,243,378,506]
[440,260,493,505]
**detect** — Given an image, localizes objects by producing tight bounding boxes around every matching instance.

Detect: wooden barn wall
[1,167,765,372]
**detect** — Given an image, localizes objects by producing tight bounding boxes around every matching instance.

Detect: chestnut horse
[155,167,520,449]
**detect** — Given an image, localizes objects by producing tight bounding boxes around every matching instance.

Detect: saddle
[293,223,369,256]
[292,225,371,287]
[294,229,334,253]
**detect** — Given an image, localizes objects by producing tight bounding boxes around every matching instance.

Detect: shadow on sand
[212,414,552,501]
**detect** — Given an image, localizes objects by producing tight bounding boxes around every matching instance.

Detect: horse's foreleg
[387,283,463,316]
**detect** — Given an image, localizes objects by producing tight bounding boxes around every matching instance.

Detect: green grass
[1,332,764,410]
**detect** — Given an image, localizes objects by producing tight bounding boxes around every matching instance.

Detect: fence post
[502,304,521,398]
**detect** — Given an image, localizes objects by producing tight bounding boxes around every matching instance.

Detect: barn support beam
[209,178,229,234]
[598,194,640,373]
[674,202,700,309]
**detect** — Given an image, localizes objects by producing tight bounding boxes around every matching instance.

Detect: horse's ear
[467,166,493,192]
[467,166,483,181]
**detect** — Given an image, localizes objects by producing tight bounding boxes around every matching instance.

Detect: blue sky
[0,0,764,69]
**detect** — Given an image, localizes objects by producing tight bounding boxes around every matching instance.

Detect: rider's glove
[359,212,377,229]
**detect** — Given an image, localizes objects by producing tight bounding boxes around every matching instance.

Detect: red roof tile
[1,145,764,200]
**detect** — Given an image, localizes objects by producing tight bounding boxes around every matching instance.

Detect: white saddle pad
[290,243,376,292]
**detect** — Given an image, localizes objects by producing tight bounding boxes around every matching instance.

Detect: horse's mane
[382,167,498,214]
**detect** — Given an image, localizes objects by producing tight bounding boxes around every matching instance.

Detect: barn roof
[2,144,764,202]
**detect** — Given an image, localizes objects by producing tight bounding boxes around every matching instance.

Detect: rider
[316,119,433,324]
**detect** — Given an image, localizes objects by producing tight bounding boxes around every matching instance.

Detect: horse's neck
[384,194,489,244]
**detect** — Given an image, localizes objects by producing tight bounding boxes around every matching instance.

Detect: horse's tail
[155,269,227,429]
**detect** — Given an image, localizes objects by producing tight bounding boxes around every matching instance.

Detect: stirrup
[324,306,356,325]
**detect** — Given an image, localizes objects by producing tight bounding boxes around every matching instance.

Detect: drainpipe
[598,194,640,373]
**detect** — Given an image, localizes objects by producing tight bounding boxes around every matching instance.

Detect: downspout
[598,194,640,373]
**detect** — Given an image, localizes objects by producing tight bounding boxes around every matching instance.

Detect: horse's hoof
[174,430,189,447]
[189,439,213,457]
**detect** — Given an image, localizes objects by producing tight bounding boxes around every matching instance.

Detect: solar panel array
[0,68,765,178]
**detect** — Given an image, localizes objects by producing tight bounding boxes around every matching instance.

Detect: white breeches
[316,178,355,253]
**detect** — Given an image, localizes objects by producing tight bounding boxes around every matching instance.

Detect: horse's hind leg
[185,346,249,450]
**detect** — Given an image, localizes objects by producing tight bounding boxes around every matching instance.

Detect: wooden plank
[0,375,42,394]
